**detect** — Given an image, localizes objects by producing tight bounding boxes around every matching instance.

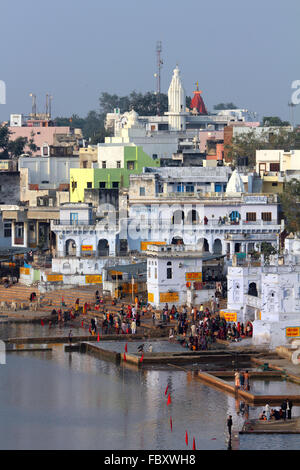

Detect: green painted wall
[70,146,160,202]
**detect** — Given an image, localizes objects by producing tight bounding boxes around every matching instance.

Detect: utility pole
[288,101,296,128]
[155,41,163,116]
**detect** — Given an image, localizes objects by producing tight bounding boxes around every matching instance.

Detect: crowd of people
[166,302,253,351]
[260,400,293,421]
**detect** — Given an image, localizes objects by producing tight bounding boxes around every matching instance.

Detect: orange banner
[148,292,154,302]
[220,311,237,322]
[20,267,30,275]
[185,272,202,281]
[85,275,102,284]
[47,274,63,282]
[286,327,300,337]
[159,292,179,303]
[81,245,93,251]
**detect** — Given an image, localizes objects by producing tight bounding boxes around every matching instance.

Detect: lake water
[1,323,300,450]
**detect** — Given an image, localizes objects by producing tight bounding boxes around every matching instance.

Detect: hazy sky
[0,0,300,123]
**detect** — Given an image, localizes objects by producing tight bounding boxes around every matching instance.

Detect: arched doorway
[186,209,199,225]
[171,210,185,225]
[98,239,109,256]
[171,236,184,245]
[65,239,76,256]
[213,238,222,254]
[197,238,209,252]
[248,282,258,297]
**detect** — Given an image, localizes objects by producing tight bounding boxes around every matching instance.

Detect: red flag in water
[167,394,171,406]
[165,384,169,396]
[170,417,173,432]
[123,353,126,361]
[97,333,100,342]
[140,354,144,362]
[193,437,196,450]
[125,343,128,353]
[41,319,44,326]
[185,431,188,446]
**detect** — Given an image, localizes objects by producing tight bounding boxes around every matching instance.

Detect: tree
[225,128,300,168]
[0,125,28,158]
[0,125,11,158]
[262,116,290,127]
[280,178,300,235]
[214,102,238,110]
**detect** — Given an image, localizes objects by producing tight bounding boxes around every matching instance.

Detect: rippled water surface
[1,323,300,450]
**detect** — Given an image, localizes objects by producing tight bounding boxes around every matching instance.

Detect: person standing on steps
[227,415,233,436]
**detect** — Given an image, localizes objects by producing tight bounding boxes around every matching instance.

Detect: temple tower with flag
[190,81,208,115]
[166,65,187,131]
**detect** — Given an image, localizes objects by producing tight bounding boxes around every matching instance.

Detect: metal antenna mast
[156,40,163,115]
[288,101,296,128]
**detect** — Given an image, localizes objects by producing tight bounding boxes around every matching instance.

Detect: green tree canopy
[262,116,290,127]
[0,125,29,158]
[280,178,300,235]
[225,128,300,168]
[214,102,238,110]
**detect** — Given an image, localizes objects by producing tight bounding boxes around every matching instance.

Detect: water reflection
[1,324,300,449]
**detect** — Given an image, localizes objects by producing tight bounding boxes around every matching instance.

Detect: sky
[0,0,300,124]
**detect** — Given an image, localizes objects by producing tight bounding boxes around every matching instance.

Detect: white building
[227,235,300,348]
[146,244,219,309]
[128,169,283,259]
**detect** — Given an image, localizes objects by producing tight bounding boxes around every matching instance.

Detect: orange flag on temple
[193,437,196,450]
[167,394,171,406]
[185,431,188,446]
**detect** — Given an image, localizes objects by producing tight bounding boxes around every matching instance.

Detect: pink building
[8,125,72,156]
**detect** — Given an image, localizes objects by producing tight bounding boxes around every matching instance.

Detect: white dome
[226,170,245,193]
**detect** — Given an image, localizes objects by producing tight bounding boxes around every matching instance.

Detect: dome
[226,170,245,193]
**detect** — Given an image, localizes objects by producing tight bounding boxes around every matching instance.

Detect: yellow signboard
[148,292,154,302]
[81,245,93,251]
[220,311,237,322]
[20,267,30,275]
[159,292,179,303]
[47,274,63,282]
[286,327,300,338]
[185,272,202,281]
[0,161,9,170]
[141,241,166,251]
[85,275,102,284]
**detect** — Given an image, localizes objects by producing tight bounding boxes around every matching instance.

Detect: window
[102,161,106,169]
[262,212,272,221]
[154,268,157,279]
[186,184,194,192]
[246,212,256,221]
[87,182,92,188]
[167,261,172,279]
[152,154,158,160]
[112,182,119,188]
[139,187,145,196]
[127,161,135,170]
[272,182,278,187]
[99,182,106,189]
[116,161,121,168]
[4,222,11,238]
[270,163,280,172]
